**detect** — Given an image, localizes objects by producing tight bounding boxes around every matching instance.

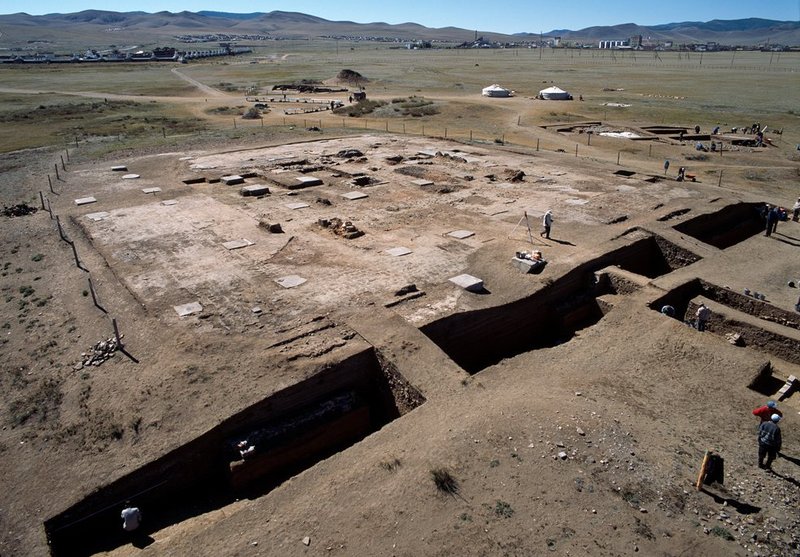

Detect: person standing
[753,400,782,423]
[540,210,553,240]
[695,303,711,332]
[757,414,782,470]
[792,197,800,222]
[765,204,776,236]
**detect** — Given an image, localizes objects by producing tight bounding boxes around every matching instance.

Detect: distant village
[0,43,252,64]
[1,30,794,65]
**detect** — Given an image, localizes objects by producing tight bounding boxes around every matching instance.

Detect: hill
[0,11,797,50]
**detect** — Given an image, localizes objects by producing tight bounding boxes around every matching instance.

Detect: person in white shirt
[121,503,141,532]
[695,303,711,332]
[540,210,553,239]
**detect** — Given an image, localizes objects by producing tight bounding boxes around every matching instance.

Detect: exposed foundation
[422,233,701,374]
[673,202,765,249]
[44,348,424,557]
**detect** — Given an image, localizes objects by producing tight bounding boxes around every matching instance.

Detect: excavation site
[1,48,800,555]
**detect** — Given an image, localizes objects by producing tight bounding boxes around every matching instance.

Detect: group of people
[753,401,783,470]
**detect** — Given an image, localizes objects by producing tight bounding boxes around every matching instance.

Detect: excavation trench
[673,202,765,249]
[44,349,424,557]
[649,279,800,364]
[422,233,701,374]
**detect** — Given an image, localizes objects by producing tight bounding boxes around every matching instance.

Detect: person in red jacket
[753,401,782,423]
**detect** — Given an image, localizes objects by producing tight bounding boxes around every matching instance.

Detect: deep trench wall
[673,202,764,249]
[422,238,676,373]
[44,348,392,556]
[686,300,800,365]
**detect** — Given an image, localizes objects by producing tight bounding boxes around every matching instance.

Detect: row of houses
[0,44,252,64]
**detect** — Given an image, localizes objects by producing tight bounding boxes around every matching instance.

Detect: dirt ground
[1,76,800,557]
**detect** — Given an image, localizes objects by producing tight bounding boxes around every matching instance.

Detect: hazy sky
[12,0,800,34]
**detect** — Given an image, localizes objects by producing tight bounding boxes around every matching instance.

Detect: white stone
[448,230,475,239]
[251,306,263,314]
[241,184,270,196]
[111,165,127,171]
[341,191,368,200]
[385,247,412,257]
[85,211,110,221]
[142,187,162,194]
[558,451,568,460]
[275,275,307,288]
[449,274,484,292]
[161,199,178,206]
[296,176,323,186]
[174,301,203,317]
[74,197,97,206]
[122,173,140,180]
[411,179,434,187]
[222,239,254,250]
[221,175,244,185]
[285,202,310,210]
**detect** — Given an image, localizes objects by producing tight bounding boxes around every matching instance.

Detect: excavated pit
[673,202,765,249]
[423,234,701,374]
[44,349,424,557]
[649,279,800,364]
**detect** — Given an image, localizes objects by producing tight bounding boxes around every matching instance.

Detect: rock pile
[75,336,119,370]
[318,217,364,239]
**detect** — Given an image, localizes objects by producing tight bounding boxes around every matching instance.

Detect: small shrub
[489,459,500,468]
[709,526,734,541]
[31,254,44,262]
[379,458,402,471]
[494,500,514,518]
[19,286,34,297]
[82,290,89,297]
[242,107,261,120]
[431,467,459,495]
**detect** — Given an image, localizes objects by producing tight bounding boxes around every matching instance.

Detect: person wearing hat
[753,400,783,423]
[757,413,782,470]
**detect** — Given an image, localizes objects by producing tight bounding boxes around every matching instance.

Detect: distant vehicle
[254,103,268,109]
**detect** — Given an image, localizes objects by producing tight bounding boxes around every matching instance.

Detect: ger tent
[538,86,572,100]
[482,84,513,97]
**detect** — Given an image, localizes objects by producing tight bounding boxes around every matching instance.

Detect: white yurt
[538,86,572,100]
[481,84,513,97]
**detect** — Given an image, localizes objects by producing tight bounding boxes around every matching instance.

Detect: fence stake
[70,241,84,270]
[56,216,69,243]
[617,151,621,165]
[648,144,652,157]
[88,277,106,313]
[39,191,45,210]
[65,149,70,162]
[48,175,54,194]
[60,155,66,170]
[55,164,60,181]
[575,144,578,157]
[75,137,79,148]
[112,318,124,349]
[536,138,540,151]
[718,170,723,187]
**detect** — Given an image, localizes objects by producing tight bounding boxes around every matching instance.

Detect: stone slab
[512,257,547,274]
[161,199,178,206]
[222,239,254,250]
[448,230,475,239]
[411,179,434,187]
[122,174,140,180]
[241,184,270,196]
[285,202,310,210]
[221,175,244,185]
[275,275,307,289]
[341,191,368,200]
[111,165,128,171]
[142,187,162,194]
[174,301,203,317]
[75,197,97,206]
[296,176,323,186]
[85,211,110,221]
[385,247,412,257]
[449,274,484,292]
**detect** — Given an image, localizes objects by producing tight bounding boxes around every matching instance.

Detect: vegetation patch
[334,99,387,118]
[431,467,459,495]
[8,377,63,426]
[389,96,440,117]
